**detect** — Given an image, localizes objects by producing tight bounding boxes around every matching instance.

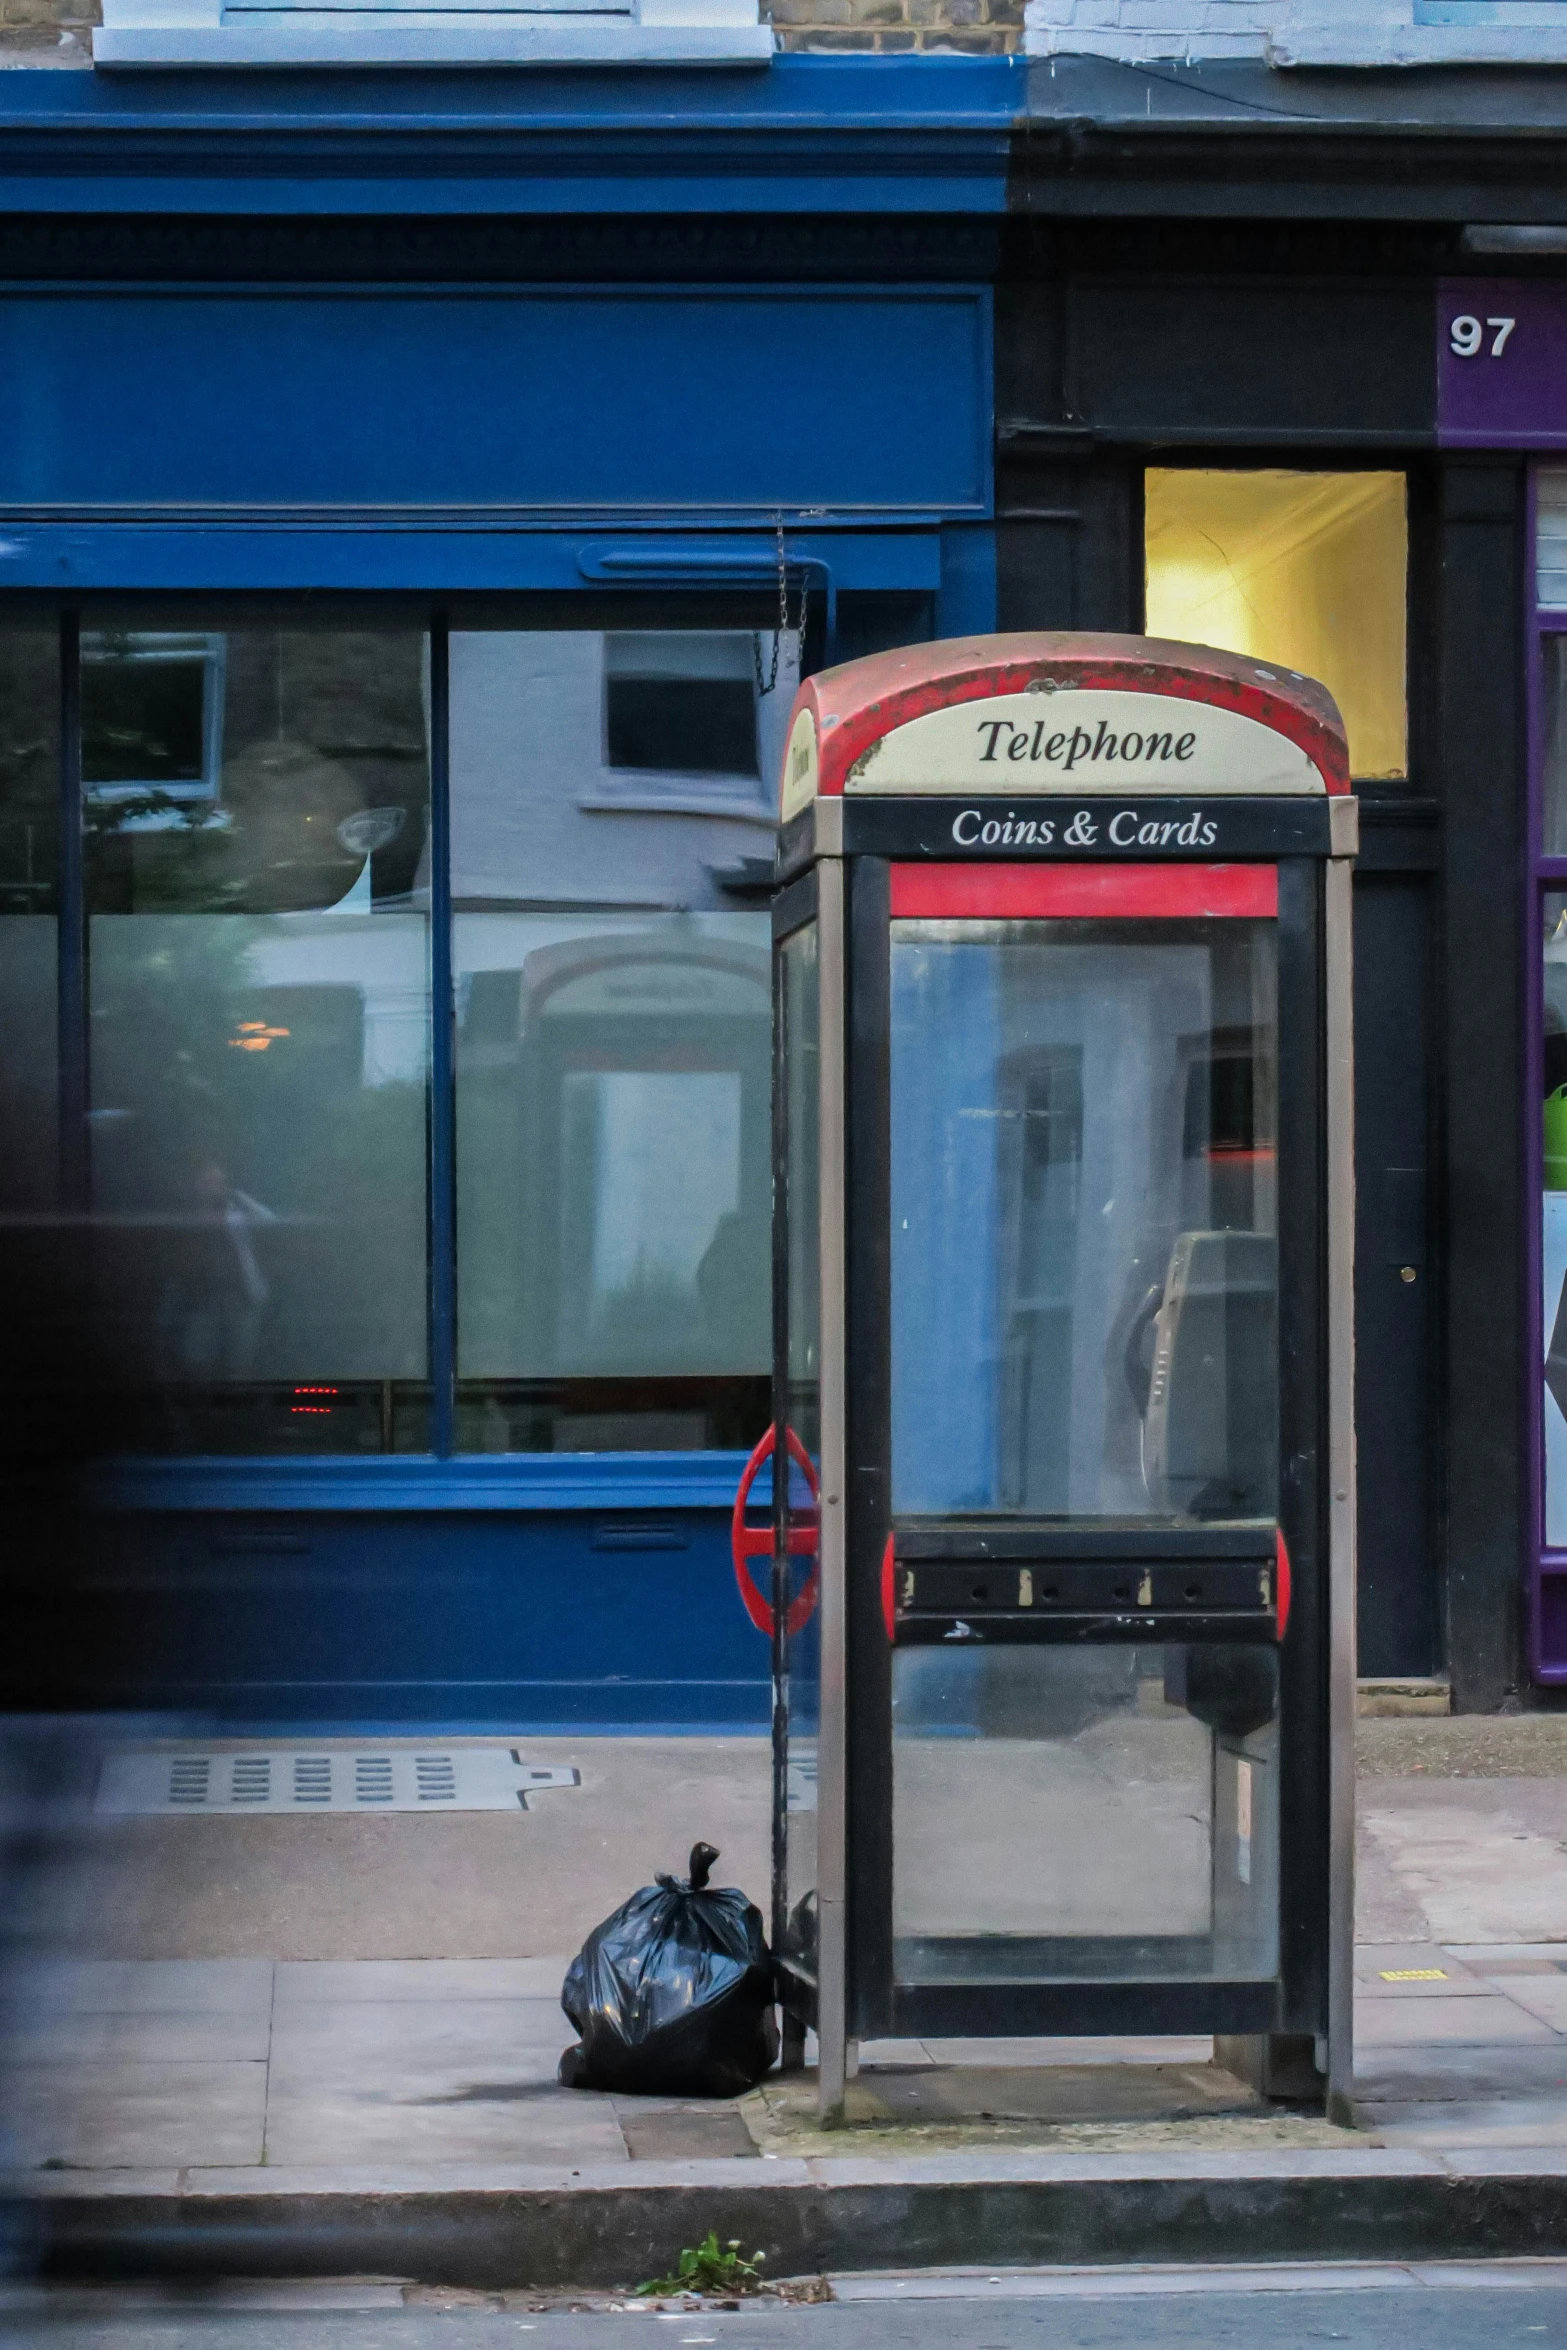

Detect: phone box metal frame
[758,632,1358,2124]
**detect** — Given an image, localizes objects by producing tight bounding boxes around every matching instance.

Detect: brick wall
[764,0,1022,49]
[0,0,1027,60]
[0,0,97,63]
[0,0,1028,64]
[11,0,1567,92]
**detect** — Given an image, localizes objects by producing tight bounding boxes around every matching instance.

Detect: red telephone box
[738,633,1358,2123]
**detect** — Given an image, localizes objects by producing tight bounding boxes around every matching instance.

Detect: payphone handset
[761,633,1357,2121]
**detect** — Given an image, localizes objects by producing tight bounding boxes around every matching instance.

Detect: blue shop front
[0,62,1013,1728]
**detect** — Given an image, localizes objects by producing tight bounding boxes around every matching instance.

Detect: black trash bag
[558,1841,778,2098]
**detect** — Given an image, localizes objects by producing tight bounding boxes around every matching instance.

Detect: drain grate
[94,1747,580,1817]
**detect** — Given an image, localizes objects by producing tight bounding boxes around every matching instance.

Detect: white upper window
[1024,0,1567,64]
[96,0,770,68]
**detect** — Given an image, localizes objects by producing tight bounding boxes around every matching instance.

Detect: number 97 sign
[1449,313,1516,359]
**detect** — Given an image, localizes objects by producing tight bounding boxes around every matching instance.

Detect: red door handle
[731,1424,820,1636]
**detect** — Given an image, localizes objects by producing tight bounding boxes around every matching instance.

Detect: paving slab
[1355,1947,1492,1993]
[4,2013,270,2068]
[1356,2043,1567,2100]
[0,2057,267,2169]
[267,1996,572,2075]
[1478,1977,1567,2029]
[3,1958,275,2017]
[1353,1995,1559,2048]
[36,1739,772,1964]
[275,1959,568,2004]
[1448,1945,1567,1963]
[1361,1799,1567,1944]
[261,2093,630,2169]
[1364,2098,1567,2149]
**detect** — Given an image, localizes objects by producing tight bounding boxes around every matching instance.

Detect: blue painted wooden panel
[0,286,991,519]
[92,1451,757,1513]
[0,522,947,597]
[0,58,1020,218]
[67,1508,774,1730]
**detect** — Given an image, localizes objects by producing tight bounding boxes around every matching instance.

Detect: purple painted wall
[1439,281,1567,448]
[1441,292,1567,1678]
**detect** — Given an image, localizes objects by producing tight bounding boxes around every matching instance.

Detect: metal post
[57,612,88,1214]
[1324,814,1359,2125]
[427,618,456,1459]
[814,851,849,2126]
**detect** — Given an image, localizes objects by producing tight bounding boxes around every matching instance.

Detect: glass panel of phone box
[888,912,1280,1985]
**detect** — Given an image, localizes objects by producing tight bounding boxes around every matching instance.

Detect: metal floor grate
[94,1747,581,1817]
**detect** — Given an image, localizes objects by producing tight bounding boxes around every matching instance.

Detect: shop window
[1144,469,1408,781]
[449,623,792,1456]
[13,605,822,1461]
[84,622,433,1456]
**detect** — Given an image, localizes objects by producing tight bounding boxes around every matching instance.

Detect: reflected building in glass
[25,620,795,1460]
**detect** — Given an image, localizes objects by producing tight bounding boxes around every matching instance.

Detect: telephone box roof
[781,632,1352,811]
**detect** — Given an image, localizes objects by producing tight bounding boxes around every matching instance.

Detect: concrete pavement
[7,1716,1567,2281]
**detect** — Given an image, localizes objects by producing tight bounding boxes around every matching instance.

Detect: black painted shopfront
[990,58,1567,1711]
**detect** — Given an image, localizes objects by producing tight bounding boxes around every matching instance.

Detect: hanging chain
[755,517,806,696]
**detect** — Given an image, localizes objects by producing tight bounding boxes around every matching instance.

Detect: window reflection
[891,918,1279,1521]
[604,633,761,780]
[82,632,223,820]
[455,913,771,1452]
[83,627,429,916]
[449,626,789,1455]
[0,629,58,1216]
[86,625,431,1455]
[28,613,802,1457]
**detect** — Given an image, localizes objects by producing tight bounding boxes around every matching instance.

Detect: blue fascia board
[0,521,950,594]
[0,283,991,526]
[0,56,1020,216]
[88,1450,763,1511]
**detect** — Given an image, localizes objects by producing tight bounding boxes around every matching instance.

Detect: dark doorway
[1353,874,1439,1676]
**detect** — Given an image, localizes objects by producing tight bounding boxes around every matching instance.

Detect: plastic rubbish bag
[558,1841,778,2097]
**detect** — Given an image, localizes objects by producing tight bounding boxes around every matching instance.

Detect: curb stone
[6,2151,1567,2289]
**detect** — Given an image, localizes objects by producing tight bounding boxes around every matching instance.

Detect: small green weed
[636,2233,767,2298]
